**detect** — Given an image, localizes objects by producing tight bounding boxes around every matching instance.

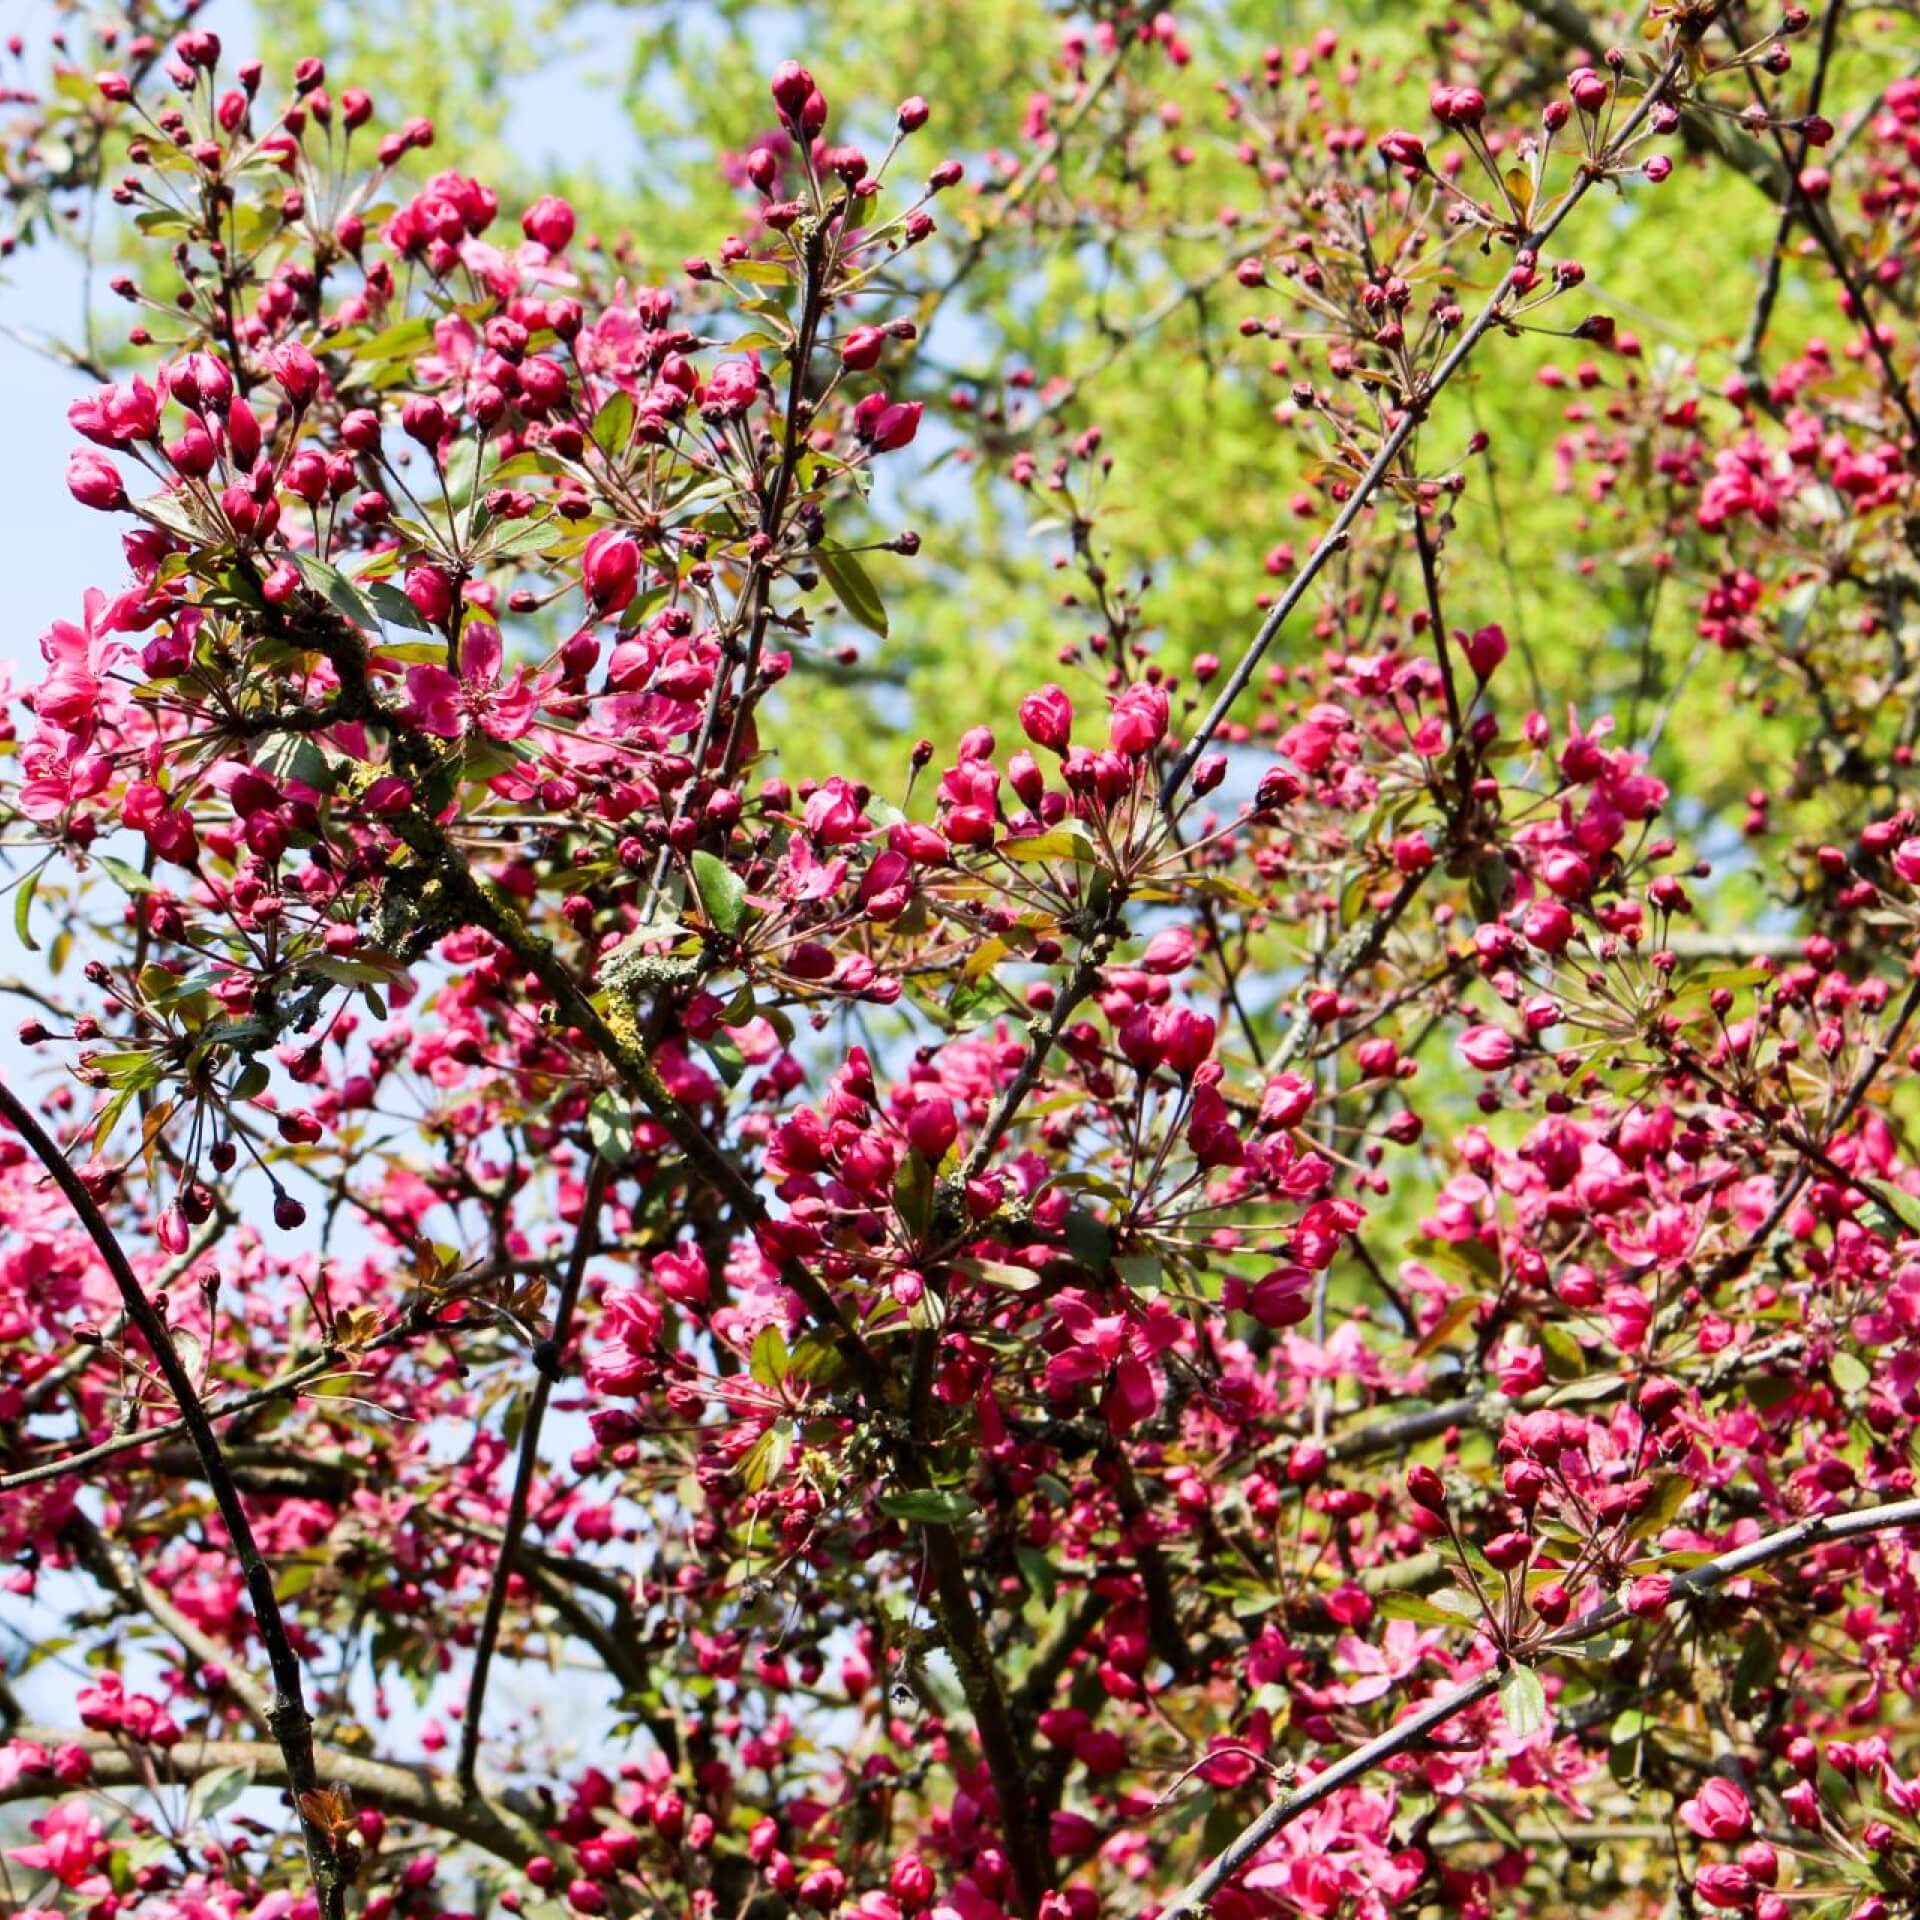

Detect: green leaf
[1064,1205,1113,1273]
[691,850,749,936]
[1628,1471,1695,1542]
[1830,1350,1871,1393]
[1016,1547,1059,1610]
[750,1324,790,1389]
[728,257,793,287]
[587,1090,635,1165]
[1000,827,1099,865]
[1536,1320,1585,1379]
[592,390,636,455]
[187,1763,254,1827]
[13,868,41,953]
[1413,1294,1479,1358]
[345,315,432,369]
[877,1488,978,1526]
[946,972,1005,1030]
[1379,1592,1477,1627]
[1777,576,1822,651]
[961,1258,1043,1293]
[365,579,432,631]
[1873,1190,1920,1236]
[1498,1664,1547,1739]
[291,552,377,631]
[787,1333,847,1386]
[702,1032,747,1086]
[893,1149,934,1239]
[1732,1621,1779,1714]
[738,1419,793,1492]
[93,854,158,896]
[255,732,336,792]
[816,545,889,638]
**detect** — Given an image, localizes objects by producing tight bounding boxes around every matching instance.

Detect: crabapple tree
[5,7,1920,1920]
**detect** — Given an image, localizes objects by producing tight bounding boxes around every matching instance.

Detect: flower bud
[67,450,128,511]
[401,394,447,449]
[770,60,816,122]
[840,325,887,371]
[582,530,641,613]
[1430,83,1485,130]
[521,194,576,252]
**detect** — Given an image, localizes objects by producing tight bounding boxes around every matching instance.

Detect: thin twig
[1737,0,1845,375]
[1160,27,1706,807]
[1156,1493,1920,1920]
[1731,27,1920,453]
[456,1155,613,1791]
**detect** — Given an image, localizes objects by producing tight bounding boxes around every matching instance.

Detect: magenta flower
[1680,1778,1755,1841]
[852,390,922,451]
[401,622,544,741]
[1458,1023,1517,1072]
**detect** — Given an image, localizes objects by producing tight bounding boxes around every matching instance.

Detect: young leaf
[750,1324,790,1389]
[592,389,636,455]
[877,1488,978,1526]
[187,1763,255,1828]
[1830,1350,1871,1393]
[93,854,158,896]
[1498,1664,1547,1739]
[816,545,889,638]
[14,867,41,953]
[691,850,750,936]
[738,1419,793,1493]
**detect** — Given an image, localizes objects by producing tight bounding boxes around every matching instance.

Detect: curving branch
[1,1727,555,1878]
[1156,1493,1920,1920]
[0,1077,344,1919]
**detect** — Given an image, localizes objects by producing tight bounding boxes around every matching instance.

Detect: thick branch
[925,1523,1051,1917]
[3,1727,555,1878]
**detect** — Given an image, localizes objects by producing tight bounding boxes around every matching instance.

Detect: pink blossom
[401,622,545,740]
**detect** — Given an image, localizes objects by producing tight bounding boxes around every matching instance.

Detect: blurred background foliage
[13,0,1917,902]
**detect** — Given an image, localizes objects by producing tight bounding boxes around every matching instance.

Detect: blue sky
[0,244,124,672]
